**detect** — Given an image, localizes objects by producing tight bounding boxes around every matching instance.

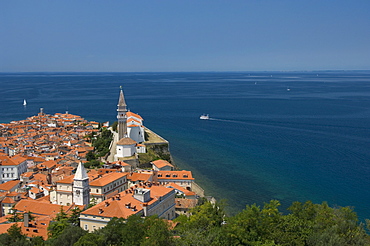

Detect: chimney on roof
[133,188,151,203]
[47,173,52,185]
[142,203,148,217]
[23,212,29,227]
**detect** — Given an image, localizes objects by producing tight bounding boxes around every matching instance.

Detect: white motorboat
[200,114,209,120]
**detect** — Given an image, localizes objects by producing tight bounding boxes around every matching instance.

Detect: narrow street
[106,127,118,162]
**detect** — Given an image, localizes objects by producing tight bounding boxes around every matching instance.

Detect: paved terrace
[106,127,168,162]
[144,127,168,145]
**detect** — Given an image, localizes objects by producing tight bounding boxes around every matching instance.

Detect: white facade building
[0,155,28,183]
[126,112,145,143]
[115,137,137,158]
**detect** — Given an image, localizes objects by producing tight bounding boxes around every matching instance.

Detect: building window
[84,224,88,230]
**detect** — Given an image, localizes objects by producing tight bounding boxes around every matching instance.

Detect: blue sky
[1,1,370,72]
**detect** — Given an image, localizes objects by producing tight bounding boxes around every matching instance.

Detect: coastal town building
[155,170,194,190]
[0,155,28,183]
[151,159,174,171]
[54,163,128,206]
[116,137,137,158]
[79,184,176,232]
[89,172,128,204]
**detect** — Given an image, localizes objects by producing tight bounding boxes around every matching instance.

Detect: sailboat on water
[23,99,27,106]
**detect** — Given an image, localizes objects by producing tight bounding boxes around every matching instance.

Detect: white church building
[114,87,146,160]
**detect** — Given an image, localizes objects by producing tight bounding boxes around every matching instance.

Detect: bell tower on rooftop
[73,162,90,207]
[117,86,128,140]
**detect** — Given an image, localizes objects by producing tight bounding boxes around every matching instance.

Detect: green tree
[186,201,225,231]
[96,217,126,246]
[84,159,102,169]
[67,207,82,226]
[224,200,282,245]
[141,216,174,246]
[7,208,22,222]
[86,151,96,161]
[74,233,105,246]
[92,128,112,158]
[46,225,86,246]
[0,224,31,246]
[111,121,118,132]
[174,201,227,245]
[120,215,146,246]
[47,207,69,239]
[30,236,45,246]
[7,224,26,241]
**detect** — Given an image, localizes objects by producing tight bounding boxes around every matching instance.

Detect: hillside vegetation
[1,200,370,246]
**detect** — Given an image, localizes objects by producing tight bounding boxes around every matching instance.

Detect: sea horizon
[1,69,370,74]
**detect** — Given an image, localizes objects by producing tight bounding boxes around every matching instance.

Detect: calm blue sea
[1,71,370,219]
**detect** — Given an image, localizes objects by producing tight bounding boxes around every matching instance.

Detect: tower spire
[118,86,127,110]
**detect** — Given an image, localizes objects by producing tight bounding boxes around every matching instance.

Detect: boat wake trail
[207,117,369,142]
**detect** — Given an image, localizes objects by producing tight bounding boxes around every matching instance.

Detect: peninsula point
[0,87,205,238]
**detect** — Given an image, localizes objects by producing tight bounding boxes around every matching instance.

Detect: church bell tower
[73,162,90,207]
[117,86,128,140]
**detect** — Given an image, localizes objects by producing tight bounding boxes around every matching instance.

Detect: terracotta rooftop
[81,184,174,219]
[117,137,137,145]
[156,171,194,180]
[128,172,152,182]
[90,172,128,187]
[0,180,20,192]
[151,159,174,169]
[14,199,74,219]
[126,111,143,120]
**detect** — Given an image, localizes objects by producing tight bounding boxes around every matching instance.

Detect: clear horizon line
[1,69,370,74]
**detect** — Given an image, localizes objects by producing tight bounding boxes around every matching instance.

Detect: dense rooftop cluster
[0,112,199,241]
[0,111,98,160]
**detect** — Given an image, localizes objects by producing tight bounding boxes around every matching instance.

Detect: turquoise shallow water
[1,71,370,218]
